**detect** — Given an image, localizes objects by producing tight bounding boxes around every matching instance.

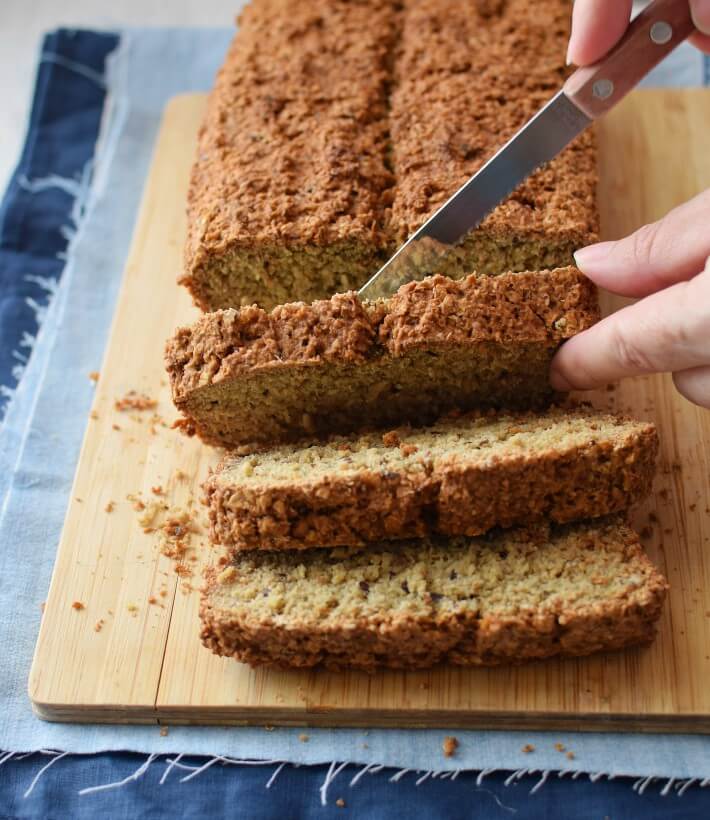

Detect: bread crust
[205,408,659,552]
[182,0,598,310]
[199,519,668,672]
[165,268,600,450]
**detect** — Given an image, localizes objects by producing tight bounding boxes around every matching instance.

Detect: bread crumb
[174,469,188,482]
[105,501,115,513]
[382,430,400,447]
[298,733,309,743]
[75,497,83,503]
[442,736,458,757]
[400,443,418,456]
[148,596,158,605]
[88,371,99,383]
[71,601,85,611]
[566,751,575,760]
[554,742,566,752]
[160,726,169,737]
[115,391,157,412]
[128,493,146,511]
[94,619,104,632]
[151,485,164,496]
[90,410,99,420]
[127,604,139,616]
[159,589,168,598]
[335,799,346,808]
[690,503,697,512]
[112,423,121,431]
[521,744,535,753]
[264,725,275,732]
[217,567,237,585]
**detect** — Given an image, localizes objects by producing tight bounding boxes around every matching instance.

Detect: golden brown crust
[204,408,659,552]
[182,0,598,310]
[390,0,598,246]
[165,268,600,450]
[199,519,668,671]
[181,0,399,310]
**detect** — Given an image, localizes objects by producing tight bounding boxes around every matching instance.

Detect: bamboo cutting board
[29,90,710,731]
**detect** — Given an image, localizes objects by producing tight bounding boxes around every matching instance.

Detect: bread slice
[200,517,667,671]
[182,0,598,311]
[166,268,600,451]
[205,406,658,552]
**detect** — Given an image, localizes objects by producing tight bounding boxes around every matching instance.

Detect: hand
[549,189,710,409]
[567,0,710,66]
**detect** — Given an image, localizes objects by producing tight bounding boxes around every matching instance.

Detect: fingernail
[565,43,574,66]
[690,0,710,34]
[573,241,615,271]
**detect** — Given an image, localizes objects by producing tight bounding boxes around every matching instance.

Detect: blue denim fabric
[0,30,118,418]
[1,753,709,819]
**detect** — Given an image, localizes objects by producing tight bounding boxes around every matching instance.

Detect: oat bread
[389,0,598,278]
[183,0,598,311]
[200,517,667,671]
[181,0,399,311]
[166,267,600,451]
[205,407,658,552]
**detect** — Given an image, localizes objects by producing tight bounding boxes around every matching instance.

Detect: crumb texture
[205,406,658,551]
[200,517,668,671]
[182,0,598,310]
[166,268,600,450]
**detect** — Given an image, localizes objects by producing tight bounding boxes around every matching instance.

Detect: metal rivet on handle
[592,79,614,100]
[650,21,673,44]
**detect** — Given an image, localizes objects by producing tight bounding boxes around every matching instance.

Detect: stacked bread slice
[166,268,666,672]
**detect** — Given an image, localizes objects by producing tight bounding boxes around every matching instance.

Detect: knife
[359,0,695,301]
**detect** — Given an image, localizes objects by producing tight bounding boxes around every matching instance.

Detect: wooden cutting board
[29,90,710,731]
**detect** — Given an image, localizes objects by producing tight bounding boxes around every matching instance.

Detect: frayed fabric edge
[9,752,710,805]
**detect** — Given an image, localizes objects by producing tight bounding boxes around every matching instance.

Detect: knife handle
[564,0,695,119]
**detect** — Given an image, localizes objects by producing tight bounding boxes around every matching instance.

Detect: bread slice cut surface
[200,517,667,671]
[166,267,600,451]
[205,406,658,551]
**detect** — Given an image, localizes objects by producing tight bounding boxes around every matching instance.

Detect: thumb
[690,0,710,34]
[550,262,710,391]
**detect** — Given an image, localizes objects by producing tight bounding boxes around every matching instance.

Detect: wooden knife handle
[564,0,695,119]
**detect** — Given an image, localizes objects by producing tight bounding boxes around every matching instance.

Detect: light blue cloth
[1,27,710,779]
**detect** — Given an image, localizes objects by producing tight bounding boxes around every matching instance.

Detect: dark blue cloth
[0,29,118,418]
[1,753,710,819]
[2,27,710,820]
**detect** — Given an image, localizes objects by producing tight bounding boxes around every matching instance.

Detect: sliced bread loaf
[200,517,667,671]
[205,406,658,552]
[182,0,598,311]
[166,268,599,451]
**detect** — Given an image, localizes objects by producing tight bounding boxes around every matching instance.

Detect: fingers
[573,189,710,297]
[566,0,710,66]
[688,30,710,53]
[690,0,710,35]
[550,266,710,390]
[567,0,632,65]
[673,366,710,409]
